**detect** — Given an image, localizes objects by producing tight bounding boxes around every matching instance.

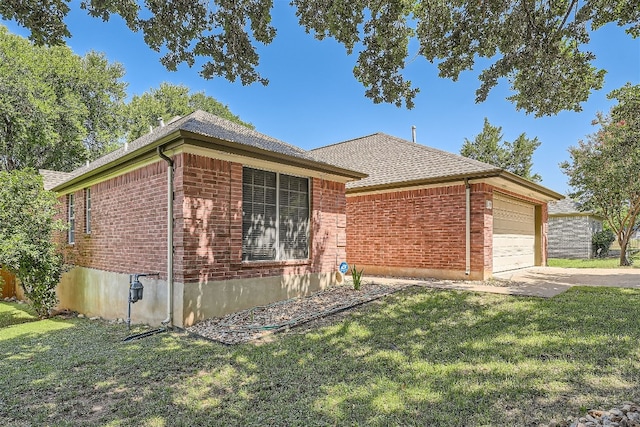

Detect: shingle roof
[310,133,502,189]
[52,110,360,190]
[548,198,593,215]
[39,169,73,191]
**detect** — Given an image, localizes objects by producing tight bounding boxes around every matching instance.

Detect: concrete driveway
[493,266,640,297]
[366,267,640,299]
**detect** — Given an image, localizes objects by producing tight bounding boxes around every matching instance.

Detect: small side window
[68,194,75,244]
[85,188,91,234]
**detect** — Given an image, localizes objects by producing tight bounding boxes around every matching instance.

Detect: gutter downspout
[465,179,471,276]
[157,146,174,327]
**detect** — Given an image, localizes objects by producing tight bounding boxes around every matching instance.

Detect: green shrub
[592,229,616,258]
[0,169,66,317]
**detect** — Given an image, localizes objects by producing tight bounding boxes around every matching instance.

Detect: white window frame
[85,188,91,234]
[242,167,310,261]
[68,194,75,244]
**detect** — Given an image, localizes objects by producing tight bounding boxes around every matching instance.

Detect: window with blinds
[242,167,309,261]
[68,194,75,244]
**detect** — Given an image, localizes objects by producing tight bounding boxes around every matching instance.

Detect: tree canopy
[0,25,126,172]
[1,1,637,115]
[123,82,253,141]
[1,27,252,172]
[561,83,640,266]
[460,118,542,182]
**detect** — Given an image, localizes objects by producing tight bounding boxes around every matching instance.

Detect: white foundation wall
[56,267,176,326]
[56,267,338,328]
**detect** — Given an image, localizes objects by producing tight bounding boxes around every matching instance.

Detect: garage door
[493,195,536,273]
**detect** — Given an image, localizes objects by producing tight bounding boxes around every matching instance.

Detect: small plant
[350,265,364,291]
[592,229,615,258]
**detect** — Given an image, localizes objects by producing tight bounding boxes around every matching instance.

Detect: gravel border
[543,402,640,427]
[187,281,414,345]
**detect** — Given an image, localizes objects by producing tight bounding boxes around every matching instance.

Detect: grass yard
[1,286,639,426]
[549,252,640,268]
[0,300,37,328]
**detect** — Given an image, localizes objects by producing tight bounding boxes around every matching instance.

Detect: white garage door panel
[493,196,536,273]
[493,234,535,272]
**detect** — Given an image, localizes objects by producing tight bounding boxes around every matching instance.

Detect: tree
[1,2,637,115]
[561,83,640,266]
[461,118,542,182]
[123,82,254,141]
[0,25,126,172]
[0,169,66,317]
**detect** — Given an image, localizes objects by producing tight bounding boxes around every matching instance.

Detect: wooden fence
[0,268,17,299]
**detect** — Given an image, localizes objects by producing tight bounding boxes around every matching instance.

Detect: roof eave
[549,212,606,220]
[346,169,564,202]
[180,130,367,181]
[496,171,564,201]
[346,169,504,194]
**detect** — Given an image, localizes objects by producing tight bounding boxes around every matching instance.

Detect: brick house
[43,111,365,327]
[311,133,563,280]
[548,199,604,259]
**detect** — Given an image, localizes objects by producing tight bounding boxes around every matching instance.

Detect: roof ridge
[39,169,73,175]
[51,109,361,191]
[380,133,504,171]
[313,132,503,172]
[190,109,308,154]
[65,110,309,178]
[310,132,386,151]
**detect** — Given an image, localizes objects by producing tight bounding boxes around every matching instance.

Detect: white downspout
[157,146,173,327]
[465,179,471,276]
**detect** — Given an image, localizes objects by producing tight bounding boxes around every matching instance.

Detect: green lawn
[549,252,640,268]
[1,286,639,426]
[0,300,37,328]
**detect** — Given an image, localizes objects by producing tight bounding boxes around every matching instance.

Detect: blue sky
[3,3,639,194]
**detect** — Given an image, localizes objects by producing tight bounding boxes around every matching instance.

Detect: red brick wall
[311,178,347,273]
[347,184,472,272]
[346,183,548,278]
[59,162,169,277]
[175,153,346,284]
[473,183,495,276]
[58,153,346,284]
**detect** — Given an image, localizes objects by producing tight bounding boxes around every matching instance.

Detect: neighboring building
[548,199,604,259]
[311,133,563,280]
[43,110,365,327]
[40,170,73,191]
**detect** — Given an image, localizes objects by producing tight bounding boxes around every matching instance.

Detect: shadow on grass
[0,301,37,328]
[0,287,638,427]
